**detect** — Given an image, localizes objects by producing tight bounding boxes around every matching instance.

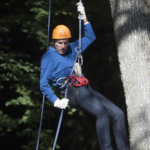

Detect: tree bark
[109,0,150,149]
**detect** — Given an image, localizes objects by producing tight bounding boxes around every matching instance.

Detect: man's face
[53,39,69,55]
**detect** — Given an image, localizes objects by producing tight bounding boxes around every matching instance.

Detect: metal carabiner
[56,77,70,88]
[75,47,83,66]
[77,54,83,66]
[75,47,81,54]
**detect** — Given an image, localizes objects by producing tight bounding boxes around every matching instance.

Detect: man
[40,2,130,150]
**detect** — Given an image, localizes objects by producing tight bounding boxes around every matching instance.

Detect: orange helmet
[52,25,71,39]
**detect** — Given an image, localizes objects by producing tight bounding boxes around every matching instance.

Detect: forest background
[0,0,129,150]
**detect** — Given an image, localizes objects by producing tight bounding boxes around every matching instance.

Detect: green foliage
[0,0,81,149]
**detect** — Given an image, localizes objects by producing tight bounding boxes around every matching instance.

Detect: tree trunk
[109,0,150,149]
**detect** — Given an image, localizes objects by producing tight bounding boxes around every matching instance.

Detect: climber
[40,2,130,150]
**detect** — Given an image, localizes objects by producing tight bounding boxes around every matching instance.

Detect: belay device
[36,0,85,150]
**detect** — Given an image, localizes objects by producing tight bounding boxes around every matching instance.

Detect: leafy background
[0,0,129,150]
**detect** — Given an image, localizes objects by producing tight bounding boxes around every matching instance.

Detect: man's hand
[76,2,87,22]
[54,98,69,109]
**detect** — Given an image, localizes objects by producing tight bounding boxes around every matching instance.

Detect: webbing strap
[36,0,51,150]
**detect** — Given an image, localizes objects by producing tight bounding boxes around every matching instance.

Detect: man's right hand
[76,2,87,21]
[54,98,69,109]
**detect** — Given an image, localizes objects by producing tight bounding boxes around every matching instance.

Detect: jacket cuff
[47,94,58,103]
[83,22,91,29]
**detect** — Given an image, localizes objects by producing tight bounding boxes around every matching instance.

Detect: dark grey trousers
[67,85,130,150]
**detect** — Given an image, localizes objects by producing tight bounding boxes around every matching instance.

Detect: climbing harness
[68,75,89,87]
[56,47,85,89]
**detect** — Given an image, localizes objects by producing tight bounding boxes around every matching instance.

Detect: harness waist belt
[68,75,89,87]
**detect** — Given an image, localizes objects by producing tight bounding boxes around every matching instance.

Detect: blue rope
[52,1,82,150]
[47,0,51,51]
[52,109,64,150]
[36,0,51,150]
[36,95,45,150]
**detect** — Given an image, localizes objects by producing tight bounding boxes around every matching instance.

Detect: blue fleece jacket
[40,22,96,103]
